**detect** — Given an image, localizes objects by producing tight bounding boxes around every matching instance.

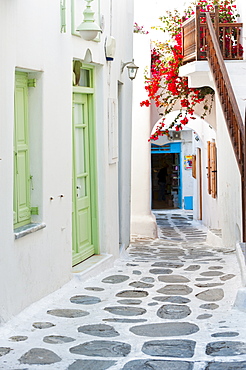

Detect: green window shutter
[14,72,31,227]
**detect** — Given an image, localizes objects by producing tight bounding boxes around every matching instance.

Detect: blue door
[151,143,182,209]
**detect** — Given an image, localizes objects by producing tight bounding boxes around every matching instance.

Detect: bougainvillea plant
[140,0,241,141]
[134,22,149,34]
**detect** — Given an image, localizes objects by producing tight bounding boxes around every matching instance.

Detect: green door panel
[72,92,97,265]
[14,73,31,227]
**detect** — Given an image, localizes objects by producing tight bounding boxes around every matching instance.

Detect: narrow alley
[0,211,246,370]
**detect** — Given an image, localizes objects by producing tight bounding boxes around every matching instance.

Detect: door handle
[14,152,18,174]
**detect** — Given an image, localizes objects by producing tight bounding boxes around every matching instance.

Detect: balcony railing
[182,5,243,63]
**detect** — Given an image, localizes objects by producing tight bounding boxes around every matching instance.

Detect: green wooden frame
[72,64,99,258]
[60,0,66,33]
[14,72,31,228]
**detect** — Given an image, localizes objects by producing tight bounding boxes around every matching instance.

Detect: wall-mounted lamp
[76,0,102,41]
[121,59,139,80]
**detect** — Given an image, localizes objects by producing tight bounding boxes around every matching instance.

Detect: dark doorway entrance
[151,152,181,210]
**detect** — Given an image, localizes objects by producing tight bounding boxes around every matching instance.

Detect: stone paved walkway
[1,211,246,369]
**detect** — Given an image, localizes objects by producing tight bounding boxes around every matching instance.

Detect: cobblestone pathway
[1,211,246,369]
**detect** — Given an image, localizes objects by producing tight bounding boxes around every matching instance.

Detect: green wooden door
[14,72,31,227]
[72,93,96,265]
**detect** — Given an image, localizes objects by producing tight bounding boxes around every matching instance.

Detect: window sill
[14,222,46,240]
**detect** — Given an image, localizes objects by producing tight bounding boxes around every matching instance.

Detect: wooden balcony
[182,5,243,63]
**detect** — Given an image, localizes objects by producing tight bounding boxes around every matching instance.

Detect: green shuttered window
[14,72,31,228]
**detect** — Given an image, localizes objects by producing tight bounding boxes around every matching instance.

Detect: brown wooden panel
[192,155,196,179]
[207,141,211,194]
[211,142,217,198]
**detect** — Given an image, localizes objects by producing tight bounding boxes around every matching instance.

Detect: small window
[79,69,90,87]
[73,60,92,87]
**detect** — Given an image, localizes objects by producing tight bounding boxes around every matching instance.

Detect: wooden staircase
[205,11,246,241]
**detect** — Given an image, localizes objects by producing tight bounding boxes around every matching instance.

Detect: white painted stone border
[235,242,246,286]
[234,242,246,311]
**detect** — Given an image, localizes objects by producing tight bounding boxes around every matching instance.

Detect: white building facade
[0,0,134,323]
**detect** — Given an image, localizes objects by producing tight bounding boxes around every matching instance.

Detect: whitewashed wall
[0,0,134,322]
[131,33,157,239]
[180,58,245,247]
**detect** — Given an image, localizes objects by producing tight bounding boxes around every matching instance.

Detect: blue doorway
[151,143,182,209]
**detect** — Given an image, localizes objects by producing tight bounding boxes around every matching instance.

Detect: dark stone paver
[157,284,192,295]
[206,341,246,356]
[122,359,193,370]
[78,324,120,337]
[68,359,116,370]
[153,296,191,304]
[220,274,236,281]
[197,314,213,319]
[43,335,75,344]
[200,271,224,277]
[158,275,190,283]
[129,322,199,337]
[205,362,246,369]
[149,268,173,275]
[184,265,200,271]
[116,290,148,298]
[69,340,131,357]
[157,304,191,320]
[142,339,196,358]
[104,306,146,316]
[151,262,184,268]
[47,309,89,318]
[117,299,142,305]
[132,270,142,275]
[32,322,55,329]
[102,275,130,284]
[200,303,219,310]
[70,295,101,305]
[211,332,239,338]
[19,348,61,365]
[0,347,12,357]
[196,289,224,302]
[85,287,105,291]
[9,336,28,342]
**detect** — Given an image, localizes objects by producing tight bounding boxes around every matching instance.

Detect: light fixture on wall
[76,0,102,41]
[121,59,139,80]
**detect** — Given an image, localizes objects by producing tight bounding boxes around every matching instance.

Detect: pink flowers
[133,22,149,34]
